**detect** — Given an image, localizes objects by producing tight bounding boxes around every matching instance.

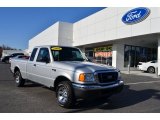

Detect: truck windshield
[50,46,86,61]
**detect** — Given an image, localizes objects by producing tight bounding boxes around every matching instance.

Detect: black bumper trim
[72,81,124,99]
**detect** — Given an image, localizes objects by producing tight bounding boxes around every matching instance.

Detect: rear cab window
[151,60,157,63]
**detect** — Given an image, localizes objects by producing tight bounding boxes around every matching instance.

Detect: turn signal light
[79,73,85,82]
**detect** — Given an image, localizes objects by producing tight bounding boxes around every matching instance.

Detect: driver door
[33,47,53,87]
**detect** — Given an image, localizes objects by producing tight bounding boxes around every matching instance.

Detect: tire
[5,60,9,64]
[56,81,75,108]
[147,66,155,73]
[14,70,25,87]
[100,94,112,100]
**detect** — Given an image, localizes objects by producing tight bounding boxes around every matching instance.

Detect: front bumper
[72,80,124,99]
[137,65,142,70]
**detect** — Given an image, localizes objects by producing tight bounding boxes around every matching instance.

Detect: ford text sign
[122,7,150,25]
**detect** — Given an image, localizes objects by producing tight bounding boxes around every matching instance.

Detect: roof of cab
[34,45,78,49]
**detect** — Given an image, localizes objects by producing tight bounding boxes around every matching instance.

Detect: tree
[0,44,17,50]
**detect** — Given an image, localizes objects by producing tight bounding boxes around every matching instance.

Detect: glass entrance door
[124,45,157,67]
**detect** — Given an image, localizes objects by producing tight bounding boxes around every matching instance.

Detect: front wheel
[56,81,75,108]
[147,66,155,73]
[14,70,25,87]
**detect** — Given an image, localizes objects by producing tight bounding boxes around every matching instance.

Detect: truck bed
[10,58,28,79]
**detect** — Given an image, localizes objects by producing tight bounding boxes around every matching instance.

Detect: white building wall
[112,44,124,70]
[28,22,73,53]
[2,50,25,57]
[58,22,73,46]
[73,7,160,47]
[112,44,117,68]
[28,22,59,53]
[158,36,160,75]
[29,7,160,51]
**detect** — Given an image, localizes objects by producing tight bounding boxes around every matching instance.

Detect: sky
[0,7,105,50]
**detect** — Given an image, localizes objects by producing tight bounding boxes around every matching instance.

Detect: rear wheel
[56,81,75,108]
[147,66,155,73]
[5,59,9,64]
[14,70,25,87]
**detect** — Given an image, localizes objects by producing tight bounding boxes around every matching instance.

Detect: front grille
[97,72,118,83]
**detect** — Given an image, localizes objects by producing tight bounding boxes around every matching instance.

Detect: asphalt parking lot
[0,62,160,113]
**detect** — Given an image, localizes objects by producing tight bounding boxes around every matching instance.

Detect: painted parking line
[126,80,160,85]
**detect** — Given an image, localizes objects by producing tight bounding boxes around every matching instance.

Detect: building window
[124,45,157,67]
[85,47,94,62]
[85,45,112,65]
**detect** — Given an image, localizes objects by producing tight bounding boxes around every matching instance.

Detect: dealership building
[28,7,160,75]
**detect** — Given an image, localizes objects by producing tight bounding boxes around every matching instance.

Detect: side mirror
[87,58,92,62]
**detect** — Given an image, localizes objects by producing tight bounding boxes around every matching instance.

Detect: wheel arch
[14,66,20,74]
[147,66,155,70]
[54,76,71,90]
[147,66,155,73]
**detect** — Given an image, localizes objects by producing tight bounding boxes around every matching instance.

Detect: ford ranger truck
[10,46,124,108]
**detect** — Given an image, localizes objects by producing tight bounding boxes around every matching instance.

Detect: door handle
[52,69,56,71]
[33,64,36,67]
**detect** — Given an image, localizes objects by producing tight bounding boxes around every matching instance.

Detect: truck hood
[53,61,116,73]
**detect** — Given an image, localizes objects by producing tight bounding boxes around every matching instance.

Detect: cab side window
[151,60,157,63]
[30,48,38,61]
[52,51,60,61]
[36,48,50,63]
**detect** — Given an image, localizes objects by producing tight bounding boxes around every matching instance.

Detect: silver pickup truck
[11,45,124,108]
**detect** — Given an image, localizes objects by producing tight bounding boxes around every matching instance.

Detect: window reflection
[124,45,157,67]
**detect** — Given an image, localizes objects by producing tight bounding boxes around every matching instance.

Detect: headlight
[79,73,95,82]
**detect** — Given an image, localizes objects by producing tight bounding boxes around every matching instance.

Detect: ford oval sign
[122,7,150,25]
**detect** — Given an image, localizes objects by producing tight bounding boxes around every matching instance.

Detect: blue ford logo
[122,7,150,25]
